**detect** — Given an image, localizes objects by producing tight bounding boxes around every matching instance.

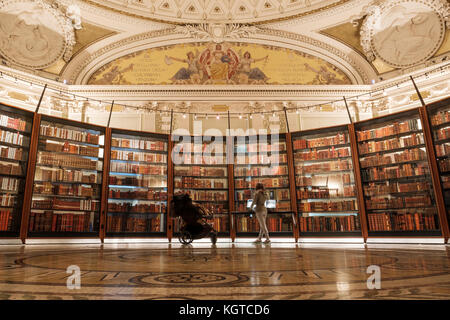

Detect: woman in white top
[250,183,270,243]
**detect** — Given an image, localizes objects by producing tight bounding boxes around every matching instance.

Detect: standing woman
[251,183,270,243]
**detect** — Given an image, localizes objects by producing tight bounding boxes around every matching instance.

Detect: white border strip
[366,238,445,244]
[0,239,23,245]
[25,239,102,245]
[297,237,364,244]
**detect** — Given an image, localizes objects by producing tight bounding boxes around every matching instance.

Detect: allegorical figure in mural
[236,51,269,84]
[201,44,240,84]
[304,63,350,85]
[89,64,134,85]
[165,51,203,84]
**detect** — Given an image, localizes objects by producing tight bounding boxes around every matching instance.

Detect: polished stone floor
[0,242,449,300]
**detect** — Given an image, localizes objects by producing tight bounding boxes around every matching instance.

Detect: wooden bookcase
[354,108,443,237]
[232,133,296,238]
[171,134,231,238]
[0,100,448,243]
[26,115,106,238]
[106,129,169,238]
[0,103,33,238]
[291,125,363,237]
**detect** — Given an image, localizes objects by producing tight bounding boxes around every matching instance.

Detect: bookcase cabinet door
[107,129,169,237]
[355,108,442,236]
[0,103,33,237]
[291,125,362,236]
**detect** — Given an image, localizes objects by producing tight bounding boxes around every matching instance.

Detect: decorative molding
[173,23,260,43]
[0,0,81,70]
[359,0,450,68]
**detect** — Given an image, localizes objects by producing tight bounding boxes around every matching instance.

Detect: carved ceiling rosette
[0,0,81,70]
[360,0,449,68]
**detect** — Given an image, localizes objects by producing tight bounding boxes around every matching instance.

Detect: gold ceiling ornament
[0,0,82,70]
[173,23,260,43]
[359,0,449,68]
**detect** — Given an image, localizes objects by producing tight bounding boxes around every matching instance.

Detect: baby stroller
[171,193,218,245]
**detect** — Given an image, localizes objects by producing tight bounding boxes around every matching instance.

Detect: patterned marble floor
[0,242,449,300]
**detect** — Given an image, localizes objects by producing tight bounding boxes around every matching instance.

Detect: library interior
[0,0,449,301]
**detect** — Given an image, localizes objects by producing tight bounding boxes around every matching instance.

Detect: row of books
[297,186,356,199]
[107,214,163,233]
[173,154,226,165]
[108,202,167,213]
[32,199,100,211]
[235,142,286,153]
[0,210,12,231]
[110,162,166,175]
[173,216,229,233]
[0,163,21,176]
[38,151,100,170]
[40,125,100,145]
[294,147,350,161]
[0,145,23,161]
[361,163,430,182]
[298,215,360,232]
[33,183,99,198]
[296,173,353,187]
[175,143,226,154]
[188,202,228,214]
[235,189,290,201]
[43,141,100,157]
[0,114,28,132]
[358,133,424,155]
[174,177,226,189]
[111,150,167,163]
[110,166,166,176]
[360,148,426,168]
[434,127,450,141]
[295,159,352,174]
[438,158,450,173]
[368,212,438,231]
[435,143,450,158]
[236,216,293,232]
[0,194,14,206]
[299,200,357,212]
[235,201,291,212]
[28,211,95,232]
[35,167,100,184]
[111,137,166,151]
[109,176,166,188]
[174,166,226,177]
[294,133,348,150]
[357,119,421,142]
[235,177,289,189]
[0,129,27,146]
[442,175,450,189]
[183,190,227,202]
[430,110,449,126]
[0,176,19,192]
[366,196,432,210]
[234,166,287,177]
[235,154,287,165]
[363,181,431,197]
[109,189,167,200]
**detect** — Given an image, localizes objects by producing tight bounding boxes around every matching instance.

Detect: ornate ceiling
[79,0,348,25]
[0,0,448,87]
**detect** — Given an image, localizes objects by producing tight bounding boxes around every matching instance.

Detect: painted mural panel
[87,42,352,85]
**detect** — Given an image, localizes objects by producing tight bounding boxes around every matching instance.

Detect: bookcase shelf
[355,109,442,235]
[0,103,33,237]
[233,134,294,236]
[28,116,105,237]
[106,130,168,236]
[292,125,362,235]
[172,135,230,235]
[427,99,450,229]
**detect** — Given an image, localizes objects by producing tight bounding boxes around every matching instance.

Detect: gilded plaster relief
[359,0,449,68]
[0,0,81,70]
[87,42,352,85]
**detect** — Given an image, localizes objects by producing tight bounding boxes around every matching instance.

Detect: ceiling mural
[87,42,352,85]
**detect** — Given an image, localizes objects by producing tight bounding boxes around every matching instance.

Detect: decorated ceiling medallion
[360,0,449,68]
[0,0,81,70]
